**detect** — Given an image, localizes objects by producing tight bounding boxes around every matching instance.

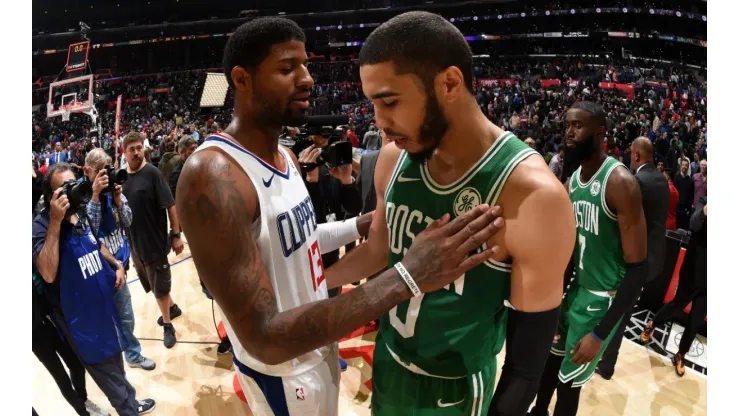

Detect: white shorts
[235,345,340,416]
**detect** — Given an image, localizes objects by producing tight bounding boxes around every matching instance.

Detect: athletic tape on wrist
[394,262,422,297]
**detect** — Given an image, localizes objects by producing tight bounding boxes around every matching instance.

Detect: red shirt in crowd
[347,130,359,148]
[666,180,679,230]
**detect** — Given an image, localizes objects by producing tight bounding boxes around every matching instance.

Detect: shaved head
[630,136,654,170]
[631,136,654,158]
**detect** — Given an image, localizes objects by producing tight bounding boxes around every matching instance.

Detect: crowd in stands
[32,57,707,196]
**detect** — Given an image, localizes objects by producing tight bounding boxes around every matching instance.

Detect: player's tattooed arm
[177,148,413,365]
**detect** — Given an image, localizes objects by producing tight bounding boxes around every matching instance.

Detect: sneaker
[672,353,686,377]
[339,358,348,372]
[157,304,183,326]
[595,364,613,380]
[163,323,177,349]
[639,321,655,344]
[85,400,109,416]
[137,399,156,414]
[128,356,156,371]
[217,337,233,355]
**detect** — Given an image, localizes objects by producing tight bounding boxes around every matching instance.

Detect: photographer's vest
[58,220,126,365]
[96,194,131,269]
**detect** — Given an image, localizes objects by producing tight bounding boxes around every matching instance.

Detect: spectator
[549,146,565,182]
[690,151,701,175]
[32,163,155,415]
[121,132,184,349]
[664,168,679,230]
[48,141,68,166]
[674,159,694,230]
[158,137,179,183]
[169,135,198,200]
[692,159,707,208]
[362,125,381,150]
[83,148,156,371]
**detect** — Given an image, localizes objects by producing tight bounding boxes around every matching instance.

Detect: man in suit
[48,141,69,166]
[597,136,669,379]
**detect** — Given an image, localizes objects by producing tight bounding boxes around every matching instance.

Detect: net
[62,111,71,122]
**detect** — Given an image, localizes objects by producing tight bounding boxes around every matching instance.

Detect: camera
[284,115,354,171]
[102,164,128,194]
[61,179,93,215]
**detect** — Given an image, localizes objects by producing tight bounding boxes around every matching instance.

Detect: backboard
[47,74,94,118]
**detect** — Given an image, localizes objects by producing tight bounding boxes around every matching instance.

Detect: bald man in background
[524,137,536,149]
[597,136,670,379]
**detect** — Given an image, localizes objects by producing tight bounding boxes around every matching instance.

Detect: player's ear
[230,66,253,94]
[438,66,464,103]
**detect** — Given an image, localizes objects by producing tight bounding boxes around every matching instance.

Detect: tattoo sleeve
[178,150,412,366]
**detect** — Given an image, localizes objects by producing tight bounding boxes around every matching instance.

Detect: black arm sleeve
[490,305,561,416]
[592,258,648,341]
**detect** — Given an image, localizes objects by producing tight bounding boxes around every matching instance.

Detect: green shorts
[371,333,496,416]
[551,284,622,388]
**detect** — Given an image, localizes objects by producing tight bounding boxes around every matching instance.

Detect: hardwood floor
[32,243,706,415]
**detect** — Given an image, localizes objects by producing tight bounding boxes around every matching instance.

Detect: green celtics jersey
[568,156,627,291]
[381,132,538,378]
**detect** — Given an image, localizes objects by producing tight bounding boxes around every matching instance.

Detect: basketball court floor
[33,241,707,415]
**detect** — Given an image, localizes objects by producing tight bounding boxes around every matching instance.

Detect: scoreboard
[66,41,90,72]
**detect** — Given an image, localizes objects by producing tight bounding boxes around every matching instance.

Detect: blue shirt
[32,212,126,364]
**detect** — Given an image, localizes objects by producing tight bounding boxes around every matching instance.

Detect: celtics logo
[590,180,601,196]
[454,187,482,217]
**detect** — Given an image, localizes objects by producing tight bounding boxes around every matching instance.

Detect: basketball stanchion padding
[233,373,248,403]
[663,248,686,304]
[217,321,227,341]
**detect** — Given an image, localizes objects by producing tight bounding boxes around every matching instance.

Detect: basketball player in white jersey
[176,18,505,416]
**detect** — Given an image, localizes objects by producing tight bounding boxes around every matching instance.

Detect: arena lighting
[197,73,229,108]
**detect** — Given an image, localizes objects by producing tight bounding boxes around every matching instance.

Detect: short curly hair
[358,11,474,94]
[222,17,306,88]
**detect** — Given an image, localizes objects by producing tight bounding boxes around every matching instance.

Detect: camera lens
[116,169,128,184]
[70,181,93,205]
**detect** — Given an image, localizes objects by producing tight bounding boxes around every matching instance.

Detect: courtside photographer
[297,127,362,291]
[32,162,155,415]
[82,148,156,372]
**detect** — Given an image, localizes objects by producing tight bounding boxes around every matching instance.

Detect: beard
[406,92,449,164]
[253,81,309,127]
[564,133,598,167]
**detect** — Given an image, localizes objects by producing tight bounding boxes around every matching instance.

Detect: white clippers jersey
[197,133,330,377]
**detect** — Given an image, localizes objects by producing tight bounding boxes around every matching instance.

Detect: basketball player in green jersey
[325,11,576,415]
[529,101,648,416]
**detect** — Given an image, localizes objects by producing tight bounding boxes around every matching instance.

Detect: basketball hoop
[62,110,71,122]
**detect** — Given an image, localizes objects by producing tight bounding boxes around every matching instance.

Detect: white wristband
[394,262,422,297]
